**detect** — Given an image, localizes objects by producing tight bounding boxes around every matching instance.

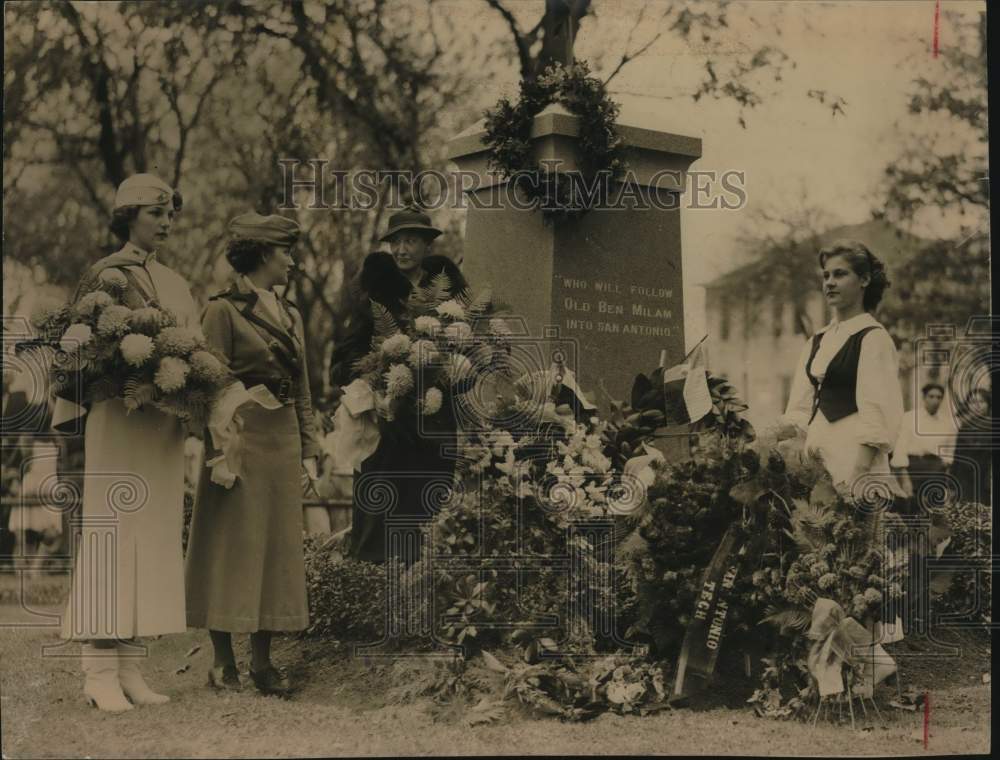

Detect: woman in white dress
[781,241,903,502]
[57,174,196,712]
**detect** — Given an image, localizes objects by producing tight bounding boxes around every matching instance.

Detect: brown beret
[228,212,300,247]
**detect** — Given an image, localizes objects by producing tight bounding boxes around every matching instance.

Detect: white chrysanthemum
[59,323,93,352]
[489,430,515,449]
[120,333,155,367]
[435,300,465,320]
[75,290,114,317]
[421,387,443,416]
[408,339,439,369]
[155,326,202,357]
[447,353,473,384]
[95,305,132,338]
[489,318,510,336]
[384,363,414,399]
[581,448,612,473]
[128,306,172,335]
[413,316,441,335]
[189,350,227,383]
[380,333,412,359]
[154,356,190,393]
[98,268,129,291]
[443,321,473,344]
[31,302,69,333]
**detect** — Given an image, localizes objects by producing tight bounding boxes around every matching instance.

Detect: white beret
[114,173,174,209]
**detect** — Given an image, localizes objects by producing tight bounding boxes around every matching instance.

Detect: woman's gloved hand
[301,456,319,497]
[206,455,237,489]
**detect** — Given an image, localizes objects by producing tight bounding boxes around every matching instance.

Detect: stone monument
[446,105,702,411]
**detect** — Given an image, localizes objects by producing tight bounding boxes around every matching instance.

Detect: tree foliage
[4,0,487,399]
[881,10,988,231]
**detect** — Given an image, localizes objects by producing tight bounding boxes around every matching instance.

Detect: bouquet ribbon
[206,381,283,488]
[806,598,896,698]
[329,378,381,471]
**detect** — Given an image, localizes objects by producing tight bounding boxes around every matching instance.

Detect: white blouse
[782,312,904,487]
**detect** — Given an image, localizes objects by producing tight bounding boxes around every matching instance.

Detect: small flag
[662,337,711,425]
[683,342,712,421]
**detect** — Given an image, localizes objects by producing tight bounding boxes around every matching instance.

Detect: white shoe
[116,642,170,705]
[81,643,133,713]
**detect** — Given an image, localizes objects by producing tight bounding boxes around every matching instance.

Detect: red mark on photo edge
[932,0,940,58]
[923,691,931,749]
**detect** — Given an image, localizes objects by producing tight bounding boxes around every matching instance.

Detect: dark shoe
[249,665,293,696]
[208,665,242,691]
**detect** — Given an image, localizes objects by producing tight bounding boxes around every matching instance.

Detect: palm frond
[760,608,811,635]
[408,273,454,316]
[465,287,494,320]
[371,300,400,339]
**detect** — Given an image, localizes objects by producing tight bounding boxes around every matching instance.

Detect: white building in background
[702,220,926,431]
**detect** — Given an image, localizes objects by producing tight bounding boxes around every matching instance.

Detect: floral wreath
[482,61,627,223]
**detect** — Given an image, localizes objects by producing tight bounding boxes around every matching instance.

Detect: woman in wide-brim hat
[60,173,194,712]
[377,205,443,244]
[184,212,320,696]
[328,206,466,563]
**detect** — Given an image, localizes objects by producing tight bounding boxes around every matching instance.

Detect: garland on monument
[482,61,627,222]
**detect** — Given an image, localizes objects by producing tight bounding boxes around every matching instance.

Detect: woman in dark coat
[185,212,320,695]
[329,249,467,564]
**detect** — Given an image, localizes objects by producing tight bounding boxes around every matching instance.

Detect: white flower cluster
[120,333,155,367]
[155,356,190,393]
[408,339,439,369]
[545,421,616,517]
[443,321,473,345]
[380,333,412,360]
[435,300,465,320]
[413,316,441,335]
[420,387,443,416]
[384,363,414,399]
[59,323,93,352]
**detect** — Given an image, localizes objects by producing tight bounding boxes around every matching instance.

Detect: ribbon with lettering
[671,523,739,700]
[671,521,768,701]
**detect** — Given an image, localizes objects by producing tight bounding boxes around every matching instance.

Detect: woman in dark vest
[781,241,903,499]
[328,208,467,564]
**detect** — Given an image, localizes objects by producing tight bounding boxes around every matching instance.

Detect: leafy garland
[482,61,627,223]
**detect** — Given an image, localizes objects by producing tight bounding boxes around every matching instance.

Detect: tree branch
[483,0,536,83]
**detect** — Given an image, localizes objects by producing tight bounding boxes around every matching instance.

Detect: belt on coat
[239,375,296,404]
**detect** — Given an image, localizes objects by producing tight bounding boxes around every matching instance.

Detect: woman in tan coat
[184,212,320,696]
[60,173,192,713]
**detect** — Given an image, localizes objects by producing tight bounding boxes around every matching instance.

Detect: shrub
[302,535,386,642]
[935,501,991,625]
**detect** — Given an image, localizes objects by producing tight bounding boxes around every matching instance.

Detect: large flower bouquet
[404,413,635,654]
[346,273,513,434]
[456,404,624,524]
[25,270,230,428]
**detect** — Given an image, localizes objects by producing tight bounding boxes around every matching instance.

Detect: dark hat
[229,212,300,247]
[379,206,442,243]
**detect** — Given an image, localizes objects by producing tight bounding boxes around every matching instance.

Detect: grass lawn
[0,592,991,758]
